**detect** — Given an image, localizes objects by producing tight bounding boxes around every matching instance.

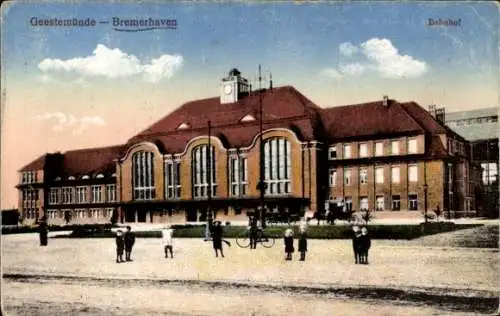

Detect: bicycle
[236,228,275,248]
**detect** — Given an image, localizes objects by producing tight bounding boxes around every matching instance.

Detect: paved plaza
[2,233,499,315]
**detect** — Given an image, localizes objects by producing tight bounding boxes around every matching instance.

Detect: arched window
[192,144,216,198]
[264,137,291,195]
[132,151,155,200]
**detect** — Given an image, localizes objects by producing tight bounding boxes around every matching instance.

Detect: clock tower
[220,68,250,104]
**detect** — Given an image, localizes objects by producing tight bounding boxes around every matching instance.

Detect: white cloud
[360,38,427,78]
[339,42,358,57]
[38,44,183,83]
[339,63,366,76]
[34,112,106,135]
[324,38,428,80]
[322,68,343,79]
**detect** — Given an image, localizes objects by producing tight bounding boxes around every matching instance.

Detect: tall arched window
[264,137,291,195]
[192,144,216,198]
[132,151,155,200]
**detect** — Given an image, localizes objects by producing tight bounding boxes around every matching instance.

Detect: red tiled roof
[132,86,321,137]
[60,145,125,176]
[128,86,321,152]
[321,100,425,139]
[400,102,447,134]
[19,154,47,172]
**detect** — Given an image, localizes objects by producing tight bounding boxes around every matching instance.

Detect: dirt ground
[2,234,499,315]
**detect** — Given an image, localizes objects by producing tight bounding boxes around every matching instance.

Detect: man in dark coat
[284,228,294,261]
[298,223,308,261]
[39,216,48,246]
[359,227,371,264]
[352,225,362,264]
[115,230,125,263]
[249,216,258,249]
[211,221,224,258]
[124,226,136,261]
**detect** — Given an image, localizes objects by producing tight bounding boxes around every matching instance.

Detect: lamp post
[207,120,213,230]
[424,183,428,224]
[256,64,267,228]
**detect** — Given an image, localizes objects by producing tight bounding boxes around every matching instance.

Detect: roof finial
[383,95,389,106]
[269,72,273,90]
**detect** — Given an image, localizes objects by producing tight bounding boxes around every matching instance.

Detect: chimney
[382,95,389,106]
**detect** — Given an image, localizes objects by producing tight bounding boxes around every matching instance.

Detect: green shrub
[53,223,483,240]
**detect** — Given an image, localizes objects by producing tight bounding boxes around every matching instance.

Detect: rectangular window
[391,140,399,155]
[343,144,352,159]
[344,197,353,212]
[329,168,336,187]
[360,197,369,210]
[22,171,36,184]
[344,168,351,185]
[75,186,88,204]
[49,188,60,205]
[376,196,384,211]
[91,185,102,203]
[391,166,400,183]
[408,165,418,182]
[230,157,248,196]
[409,194,418,210]
[375,167,384,184]
[62,187,73,204]
[359,168,368,185]
[392,195,401,211]
[328,145,337,160]
[106,184,117,202]
[359,143,368,158]
[165,161,181,199]
[408,138,417,154]
[375,142,384,156]
[264,138,291,195]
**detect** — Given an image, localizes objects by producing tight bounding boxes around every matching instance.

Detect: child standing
[284,228,295,261]
[298,224,308,261]
[162,225,174,258]
[115,230,124,263]
[360,227,371,264]
[352,225,362,264]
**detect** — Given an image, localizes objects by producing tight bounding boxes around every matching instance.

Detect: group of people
[283,224,308,261]
[115,226,136,263]
[352,225,371,264]
[114,222,371,265]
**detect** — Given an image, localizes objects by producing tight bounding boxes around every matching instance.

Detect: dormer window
[177,123,189,130]
[68,176,76,180]
[240,114,256,122]
[55,177,61,181]
[96,174,104,179]
[81,175,90,180]
[111,173,117,177]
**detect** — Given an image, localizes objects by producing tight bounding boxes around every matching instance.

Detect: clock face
[224,84,233,94]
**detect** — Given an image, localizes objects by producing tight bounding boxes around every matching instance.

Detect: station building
[17,69,481,225]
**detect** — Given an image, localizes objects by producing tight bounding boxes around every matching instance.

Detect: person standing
[298,224,308,261]
[38,216,48,246]
[283,228,294,261]
[212,221,224,258]
[204,223,211,242]
[161,225,174,259]
[352,225,362,264]
[124,226,136,262]
[359,227,371,264]
[249,216,258,249]
[115,230,124,263]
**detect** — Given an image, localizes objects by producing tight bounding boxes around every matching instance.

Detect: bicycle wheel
[236,234,251,248]
[261,235,275,248]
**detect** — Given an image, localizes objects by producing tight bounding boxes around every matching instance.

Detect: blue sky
[0,1,498,208]
[3,1,498,83]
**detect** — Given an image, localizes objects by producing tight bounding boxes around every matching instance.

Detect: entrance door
[376,196,384,211]
[186,207,197,222]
